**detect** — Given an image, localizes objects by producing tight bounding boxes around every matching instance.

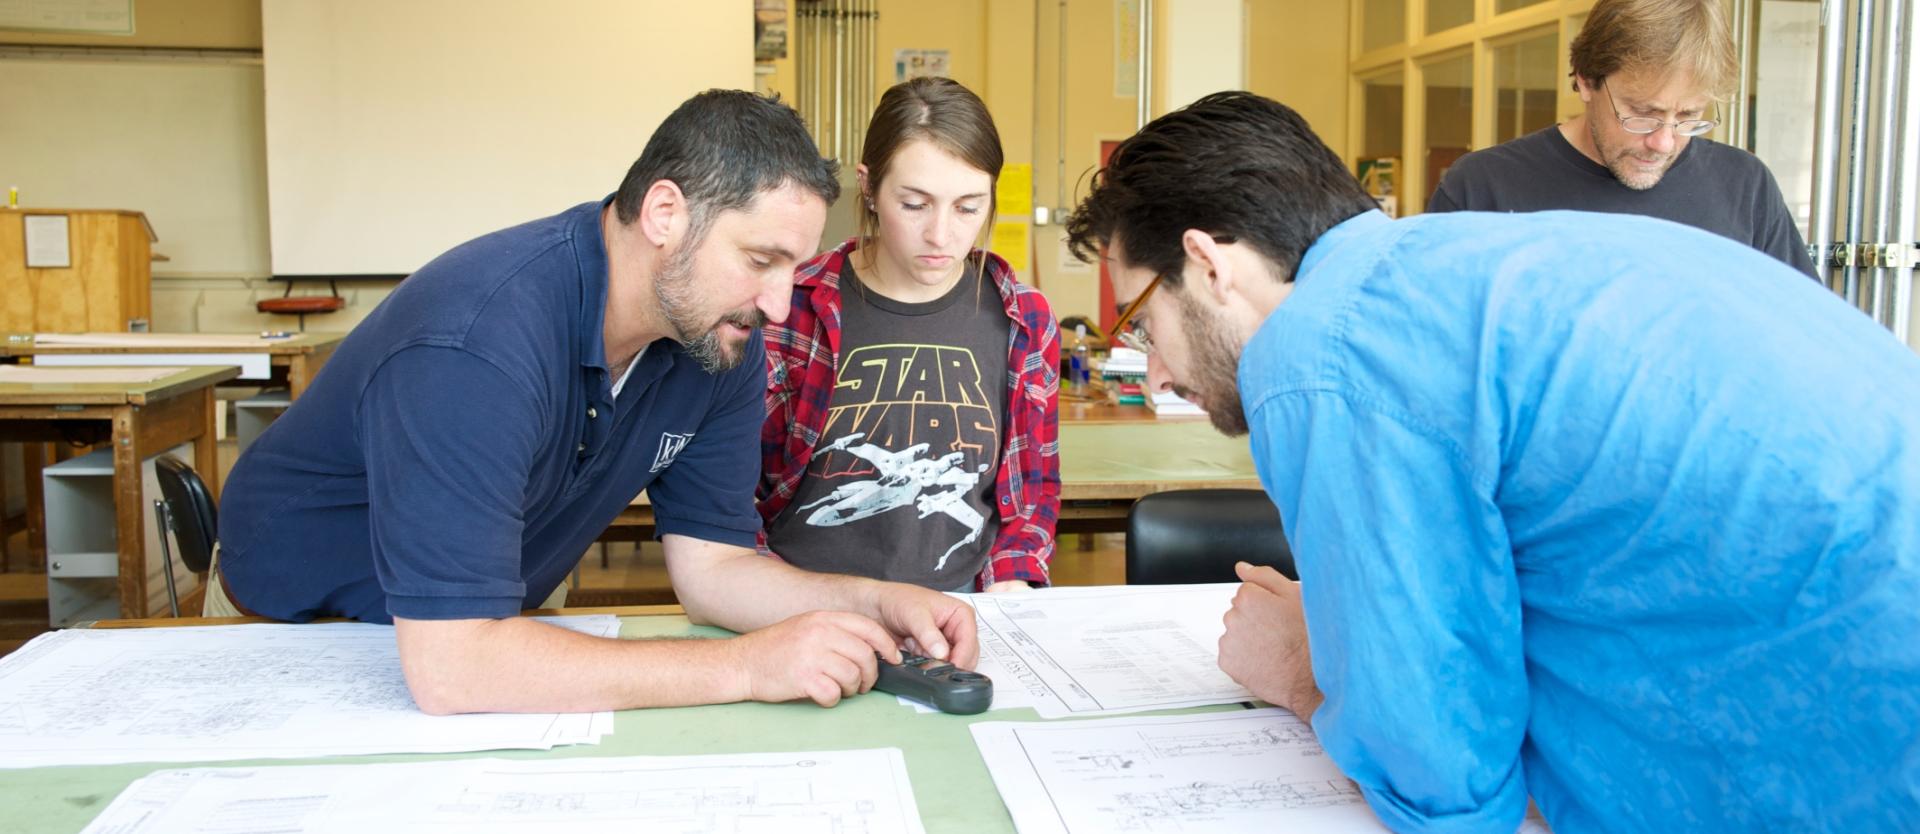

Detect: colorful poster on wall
[894,48,951,83]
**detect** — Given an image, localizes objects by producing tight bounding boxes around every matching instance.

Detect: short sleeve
[359,346,543,620]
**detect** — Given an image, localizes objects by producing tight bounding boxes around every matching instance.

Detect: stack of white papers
[904,584,1252,718]
[1148,389,1206,416]
[0,616,619,768]
[1099,347,1148,375]
[80,748,927,834]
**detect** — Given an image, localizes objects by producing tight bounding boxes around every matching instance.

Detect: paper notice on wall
[991,221,1031,275]
[23,214,71,268]
[997,164,1033,216]
[894,48,950,82]
[0,0,133,35]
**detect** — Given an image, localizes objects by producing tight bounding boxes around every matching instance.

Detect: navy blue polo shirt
[218,198,765,623]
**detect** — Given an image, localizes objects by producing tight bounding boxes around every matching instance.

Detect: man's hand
[729,611,899,707]
[1219,561,1324,719]
[871,583,980,669]
[983,580,1032,593]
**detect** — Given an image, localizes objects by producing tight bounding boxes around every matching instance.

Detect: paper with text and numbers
[971,708,1552,834]
[80,748,927,834]
[0,616,619,768]
[904,584,1252,718]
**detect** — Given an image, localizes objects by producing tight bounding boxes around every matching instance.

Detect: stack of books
[1096,347,1148,405]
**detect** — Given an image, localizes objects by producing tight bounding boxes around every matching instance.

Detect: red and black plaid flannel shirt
[756,238,1061,588]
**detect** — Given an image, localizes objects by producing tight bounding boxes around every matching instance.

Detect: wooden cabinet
[0,209,155,333]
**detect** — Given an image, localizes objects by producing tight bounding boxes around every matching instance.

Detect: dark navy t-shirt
[218,198,765,623]
[1429,125,1816,276]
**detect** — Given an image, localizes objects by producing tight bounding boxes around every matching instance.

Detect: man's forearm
[667,540,883,633]
[393,616,747,715]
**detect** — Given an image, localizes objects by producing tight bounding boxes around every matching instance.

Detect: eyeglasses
[1111,272,1166,355]
[1601,81,1718,137]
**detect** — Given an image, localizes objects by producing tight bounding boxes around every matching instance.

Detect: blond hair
[1568,0,1739,98]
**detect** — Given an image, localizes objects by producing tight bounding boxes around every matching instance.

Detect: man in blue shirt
[1067,91,1919,831]
[213,91,978,715]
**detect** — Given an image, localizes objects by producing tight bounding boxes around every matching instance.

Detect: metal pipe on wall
[1841,0,1877,308]
[1730,0,1755,150]
[1809,0,1849,290]
[1137,0,1154,128]
[833,0,845,161]
[1871,0,1905,323]
[1893,0,1920,341]
[858,0,871,157]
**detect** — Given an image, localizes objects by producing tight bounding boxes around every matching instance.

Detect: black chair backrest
[1126,488,1297,584]
[154,456,217,573]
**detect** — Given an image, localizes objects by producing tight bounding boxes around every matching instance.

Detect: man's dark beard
[653,239,765,374]
[1175,290,1250,436]
[682,309,769,374]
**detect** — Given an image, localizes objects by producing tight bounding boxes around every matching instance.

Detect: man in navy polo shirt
[212,90,978,715]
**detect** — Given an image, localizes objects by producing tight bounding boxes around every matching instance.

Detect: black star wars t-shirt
[766,261,1010,589]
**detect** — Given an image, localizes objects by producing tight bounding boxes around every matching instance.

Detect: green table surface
[0,614,1239,834]
[1058,420,1259,499]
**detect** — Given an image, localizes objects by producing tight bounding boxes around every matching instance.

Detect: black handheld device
[874,651,994,715]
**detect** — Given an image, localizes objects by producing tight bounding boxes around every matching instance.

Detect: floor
[0,436,1128,657]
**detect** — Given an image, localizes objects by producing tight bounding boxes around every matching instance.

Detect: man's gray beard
[1588,117,1667,191]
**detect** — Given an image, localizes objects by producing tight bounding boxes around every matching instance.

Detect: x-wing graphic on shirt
[800,433,988,570]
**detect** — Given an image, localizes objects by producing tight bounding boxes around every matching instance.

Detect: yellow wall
[1246,0,1352,157]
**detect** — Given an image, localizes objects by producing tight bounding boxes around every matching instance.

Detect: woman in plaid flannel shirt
[758,78,1061,594]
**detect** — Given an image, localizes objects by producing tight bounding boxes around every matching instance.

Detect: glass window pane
[1493,31,1560,144]
[1496,0,1551,13]
[1359,69,1406,216]
[1426,0,1473,34]
[1422,54,1472,212]
[1362,0,1405,52]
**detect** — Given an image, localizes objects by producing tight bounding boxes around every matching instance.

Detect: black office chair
[153,456,218,617]
[1125,489,1297,584]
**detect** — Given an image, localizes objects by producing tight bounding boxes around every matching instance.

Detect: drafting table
[0,606,1243,834]
[0,365,236,620]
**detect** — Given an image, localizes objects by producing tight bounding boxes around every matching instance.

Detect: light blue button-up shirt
[1241,209,1920,832]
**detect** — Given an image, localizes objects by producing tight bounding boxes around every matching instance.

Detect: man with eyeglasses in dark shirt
[1428,0,1816,276]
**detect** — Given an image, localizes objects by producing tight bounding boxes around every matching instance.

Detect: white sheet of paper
[0,616,619,768]
[23,214,71,268]
[972,708,1554,834]
[907,584,1251,718]
[33,332,298,349]
[973,709,1377,834]
[80,748,928,834]
[34,351,274,379]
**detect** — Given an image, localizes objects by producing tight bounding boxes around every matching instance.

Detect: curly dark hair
[1065,92,1375,287]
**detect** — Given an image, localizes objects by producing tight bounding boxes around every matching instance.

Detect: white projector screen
[262,1,751,277]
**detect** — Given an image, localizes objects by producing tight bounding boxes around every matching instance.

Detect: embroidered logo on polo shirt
[651,432,694,472]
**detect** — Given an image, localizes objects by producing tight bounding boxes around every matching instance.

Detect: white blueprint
[973,709,1552,834]
[907,585,1251,718]
[80,748,927,834]
[0,616,618,768]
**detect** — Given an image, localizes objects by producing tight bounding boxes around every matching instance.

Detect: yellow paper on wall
[991,220,1031,273]
[997,163,1033,216]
